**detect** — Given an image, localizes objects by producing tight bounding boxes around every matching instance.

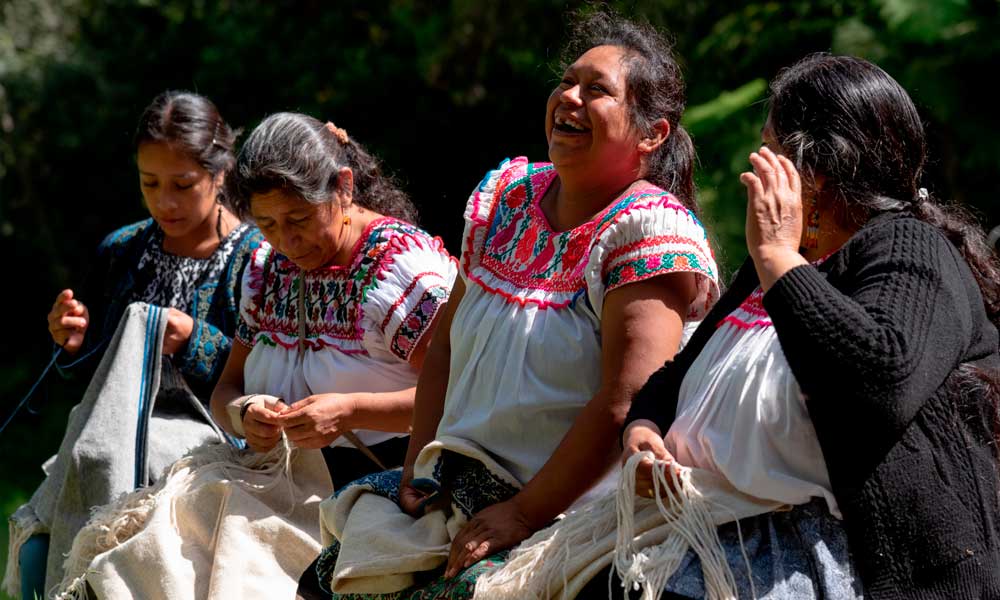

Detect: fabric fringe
[614,452,738,600]
[53,438,299,599]
[3,506,47,596]
[475,452,745,600]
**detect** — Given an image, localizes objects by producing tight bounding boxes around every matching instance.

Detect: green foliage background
[2,0,999,590]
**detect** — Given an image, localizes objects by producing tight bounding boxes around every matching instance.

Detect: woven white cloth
[54,440,332,600]
[319,436,522,595]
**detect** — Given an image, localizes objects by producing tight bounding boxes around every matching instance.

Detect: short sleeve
[585,194,720,320]
[235,242,272,348]
[460,157,527,282]
[365,232,458,362]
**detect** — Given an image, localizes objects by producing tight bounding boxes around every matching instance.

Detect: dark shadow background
[3,0,999,586]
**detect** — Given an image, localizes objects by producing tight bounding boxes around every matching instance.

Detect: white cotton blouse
[236,217,457,448]
[664,285,841,517]
[437,157,720,492]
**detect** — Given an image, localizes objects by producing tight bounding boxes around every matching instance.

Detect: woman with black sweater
[622,54,1000,599]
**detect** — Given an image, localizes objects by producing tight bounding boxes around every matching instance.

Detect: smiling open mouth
[554,115,589,134]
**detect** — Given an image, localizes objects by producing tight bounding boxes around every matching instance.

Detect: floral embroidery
[95,219,261,388]
[465,158,715,310]
[390,286,449,360]
[180,320,228,379]
[430,452,520,518]
[238,218,448,353]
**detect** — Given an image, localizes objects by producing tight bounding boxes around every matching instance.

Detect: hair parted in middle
[225,112,417,224]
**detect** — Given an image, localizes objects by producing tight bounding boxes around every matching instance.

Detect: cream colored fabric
[320,436,521,595]
[474,452,781,600]
[55,440,332,600]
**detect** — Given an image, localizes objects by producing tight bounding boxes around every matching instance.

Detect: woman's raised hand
[243,397,289,453]
[48,289,89,354]
[622,419,679,498]
[278,393,357,449]
[162,308,195,355]
[741,146,803,260]
[740,146,808,290]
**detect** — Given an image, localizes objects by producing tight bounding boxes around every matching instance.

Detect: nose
[276,222,301,255]
[559,83,582,106]
[151,189,179,212]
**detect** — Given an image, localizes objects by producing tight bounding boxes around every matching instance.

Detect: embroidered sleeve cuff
[386,284,450,361]
[179,319,230,382]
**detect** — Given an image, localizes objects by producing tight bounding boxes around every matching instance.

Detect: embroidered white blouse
[664,285,841,517]
[236,217,457,448]
[437,157,720,492]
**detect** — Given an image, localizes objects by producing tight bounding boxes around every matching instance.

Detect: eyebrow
[138,170,199,178]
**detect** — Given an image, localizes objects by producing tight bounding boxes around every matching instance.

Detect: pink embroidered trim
[717,287,772,330]
[463,160,708,310]
[255,331,371,354]
[379,271,448,332]
[389,284,449,360]
[243,219,453,347]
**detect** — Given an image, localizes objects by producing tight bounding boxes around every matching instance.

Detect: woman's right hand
[398,467,431,517]
[622,419,679,498]
[48,289,89,354]
[243,397,289,453]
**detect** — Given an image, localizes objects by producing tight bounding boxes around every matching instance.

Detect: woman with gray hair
[49,113,457,599]
[211,112,456,489]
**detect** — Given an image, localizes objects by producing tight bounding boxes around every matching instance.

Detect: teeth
[555,116,586,131]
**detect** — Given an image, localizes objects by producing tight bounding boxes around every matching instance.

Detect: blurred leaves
[1,4,999,556]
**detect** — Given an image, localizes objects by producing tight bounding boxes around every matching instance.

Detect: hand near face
[740,146,804,262]
[162,308,195,355]
[277,394,357,449]
[243,397,289,453]
[48,289,89,354]
[444,498,534,579]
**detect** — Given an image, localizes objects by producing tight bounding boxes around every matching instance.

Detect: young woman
[12,91,261,600]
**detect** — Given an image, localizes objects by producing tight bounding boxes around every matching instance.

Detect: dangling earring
[803,198,820,249]
[342,205,352,227]
[215,204,224,241]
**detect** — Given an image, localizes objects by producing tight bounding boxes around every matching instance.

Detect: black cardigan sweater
[626,212,1000,599]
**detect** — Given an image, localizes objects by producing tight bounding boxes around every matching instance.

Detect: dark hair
[561,10,697,212]
[225,112,417,224]
[134,91,237,181]
[768,54,1000,327]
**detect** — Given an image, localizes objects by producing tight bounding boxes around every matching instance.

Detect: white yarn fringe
[475,452,743,600]
[3,506,47,596]
[614,452,738,600]
[53,438,299,600]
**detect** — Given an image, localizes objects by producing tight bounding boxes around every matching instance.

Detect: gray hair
[225,112,417,223]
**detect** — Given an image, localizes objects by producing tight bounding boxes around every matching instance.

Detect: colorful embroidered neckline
[466,160,689,309]
[241,218,430,351]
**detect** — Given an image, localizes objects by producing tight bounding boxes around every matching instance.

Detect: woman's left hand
[740,146,808,289]
[444,498,534,579]
[162,308,195,355]
[278,394,357,449]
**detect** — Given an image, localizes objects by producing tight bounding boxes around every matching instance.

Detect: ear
[637,118,671,154]
[335,166,354,206]
[213,171,225,189]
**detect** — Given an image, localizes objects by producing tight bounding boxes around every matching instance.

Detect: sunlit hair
[134,90,237,184]
[561,10,697,213]
[769,53,1000,325]
[225,112,417,224]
